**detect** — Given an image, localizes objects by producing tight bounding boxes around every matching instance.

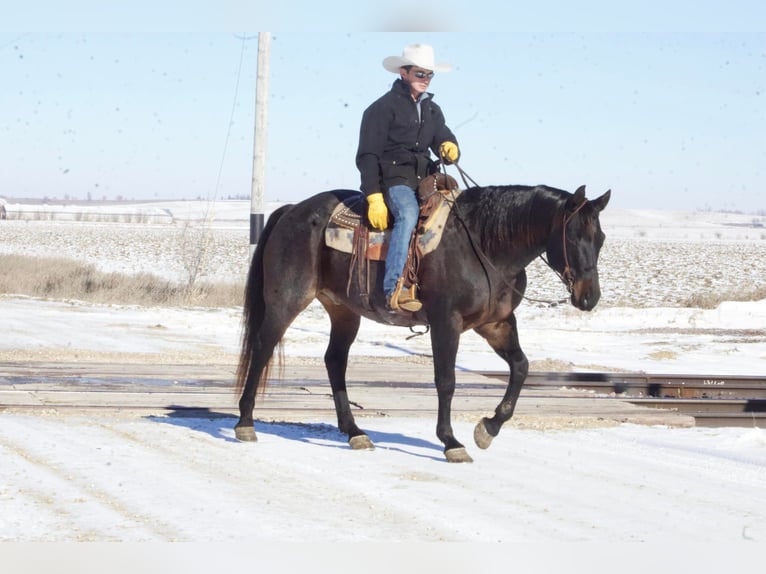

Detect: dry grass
[680,286,766,309]
[0,254,243,307]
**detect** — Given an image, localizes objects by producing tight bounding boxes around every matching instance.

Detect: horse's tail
[235,204,293,397]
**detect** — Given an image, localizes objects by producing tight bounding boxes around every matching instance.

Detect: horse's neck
[474,190,562,267]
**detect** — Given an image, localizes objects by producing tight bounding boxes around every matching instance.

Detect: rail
[479,371,766,427]
[2,365,764,427]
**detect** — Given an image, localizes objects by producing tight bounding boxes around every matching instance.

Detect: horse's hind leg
[318,296,372,450]
[472,313,528,449]
[235,308,296,441]
[235,271,316,440]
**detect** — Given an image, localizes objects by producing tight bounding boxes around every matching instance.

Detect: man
[356,43,460,312]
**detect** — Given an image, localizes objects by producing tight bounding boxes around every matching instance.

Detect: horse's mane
[457,185,569,255]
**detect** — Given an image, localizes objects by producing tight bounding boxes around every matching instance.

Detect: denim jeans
[383,184,419,296]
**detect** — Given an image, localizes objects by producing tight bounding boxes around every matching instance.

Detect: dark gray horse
[235,184,611,462]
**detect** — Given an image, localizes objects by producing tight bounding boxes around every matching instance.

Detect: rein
[441,162,570,307]
[453,162,480,189]
[439,163,499,302]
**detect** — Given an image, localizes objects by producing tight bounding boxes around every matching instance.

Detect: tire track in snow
[0,416,183,540]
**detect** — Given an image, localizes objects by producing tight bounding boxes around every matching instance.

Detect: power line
[209,33,252,204]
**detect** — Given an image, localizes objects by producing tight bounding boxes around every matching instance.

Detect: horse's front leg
[430,315,473,463]
[473,313,529,449]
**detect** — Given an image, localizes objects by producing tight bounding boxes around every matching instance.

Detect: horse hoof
[474,418,494,450]
[349,434,374,450]
[445,447,473,463]
[235,426,258,442]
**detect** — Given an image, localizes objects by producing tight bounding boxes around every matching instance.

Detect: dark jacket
[356,79,458,195]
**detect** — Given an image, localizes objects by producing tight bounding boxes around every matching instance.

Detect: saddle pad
[325,189,462,260]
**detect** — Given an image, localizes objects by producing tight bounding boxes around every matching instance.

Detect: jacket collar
[392,78,433,102]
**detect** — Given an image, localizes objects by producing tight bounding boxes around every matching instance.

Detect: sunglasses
[412,70,435,79]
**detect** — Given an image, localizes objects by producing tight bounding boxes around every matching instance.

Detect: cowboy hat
[382,44,452,73]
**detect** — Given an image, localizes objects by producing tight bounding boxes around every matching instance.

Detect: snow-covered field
[4,199,766,305]
[1,198,766,545]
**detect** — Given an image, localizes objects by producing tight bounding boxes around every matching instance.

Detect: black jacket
[356,79,458,195]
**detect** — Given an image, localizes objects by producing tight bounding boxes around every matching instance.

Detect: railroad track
[1,363,763,427]
[480,371,766,427]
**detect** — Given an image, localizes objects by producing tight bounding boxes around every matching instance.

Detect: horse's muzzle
[570,278,601,311]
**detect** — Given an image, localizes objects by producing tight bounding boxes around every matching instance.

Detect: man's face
[402,66,434,96]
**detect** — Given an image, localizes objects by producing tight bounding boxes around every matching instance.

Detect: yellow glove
[367,192,389,230]
[439,141,459,164]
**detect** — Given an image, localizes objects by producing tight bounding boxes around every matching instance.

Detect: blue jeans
[383,184,419,296]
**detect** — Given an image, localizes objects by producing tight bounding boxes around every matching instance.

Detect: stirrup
[388,278,422,313]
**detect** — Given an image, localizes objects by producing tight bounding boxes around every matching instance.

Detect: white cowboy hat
[382,44,452,73]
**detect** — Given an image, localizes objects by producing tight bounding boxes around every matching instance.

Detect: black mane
[457,185,570,255]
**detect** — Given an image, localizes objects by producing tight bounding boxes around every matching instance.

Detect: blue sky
[2,29,764,211]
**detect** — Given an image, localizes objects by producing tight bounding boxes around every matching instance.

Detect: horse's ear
[567,185,587,210]
[591,189,611,212]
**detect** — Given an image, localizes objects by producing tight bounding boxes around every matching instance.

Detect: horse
[234,183,611,462]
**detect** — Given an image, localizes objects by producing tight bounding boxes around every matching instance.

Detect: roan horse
[235,183,611,462]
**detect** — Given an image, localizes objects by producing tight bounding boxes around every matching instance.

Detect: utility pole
[250,32,271,253]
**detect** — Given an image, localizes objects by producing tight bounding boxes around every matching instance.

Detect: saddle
[325,174,461,309]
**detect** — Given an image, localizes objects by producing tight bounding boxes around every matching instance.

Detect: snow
[1,200,766,546]
[2,414,765,543]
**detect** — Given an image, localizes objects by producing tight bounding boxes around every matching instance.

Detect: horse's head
[545,185,611,311]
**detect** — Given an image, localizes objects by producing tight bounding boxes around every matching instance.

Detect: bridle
[539,198,588,295]
[445,162,590,305]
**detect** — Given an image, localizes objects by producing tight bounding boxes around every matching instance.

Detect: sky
[1,21,765,211]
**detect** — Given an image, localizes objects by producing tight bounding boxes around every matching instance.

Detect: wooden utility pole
[250,32,271,252]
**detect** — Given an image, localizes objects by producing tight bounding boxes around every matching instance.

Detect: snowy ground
[2,414,765,543]
[1,199,766,545]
